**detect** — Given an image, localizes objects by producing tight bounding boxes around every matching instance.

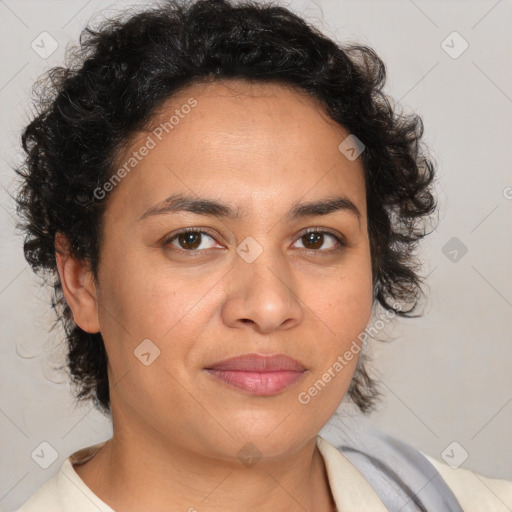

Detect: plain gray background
[1,0,511,510]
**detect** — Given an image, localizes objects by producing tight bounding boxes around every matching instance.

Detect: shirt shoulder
[423,452,512,512]
[14,474,62,512]
[15,441,112,512]
[321,415,511,511]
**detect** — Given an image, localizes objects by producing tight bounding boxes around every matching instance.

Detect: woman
[13,0,512,510]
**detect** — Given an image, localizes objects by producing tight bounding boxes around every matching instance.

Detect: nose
[221,244,304,334]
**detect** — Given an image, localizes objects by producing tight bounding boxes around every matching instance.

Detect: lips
[206,354,306,372]
[204,354,307,395]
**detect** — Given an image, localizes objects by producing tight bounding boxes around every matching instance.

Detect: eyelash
[162,227,346,256]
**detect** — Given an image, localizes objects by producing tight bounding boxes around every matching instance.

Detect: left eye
[292,230,342,251]
[164,229,343,253]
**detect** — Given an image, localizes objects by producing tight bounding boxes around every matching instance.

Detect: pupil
[305,232,323,249]
[180,232,201,250]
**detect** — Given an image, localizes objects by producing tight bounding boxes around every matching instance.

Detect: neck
[74,427,336,512]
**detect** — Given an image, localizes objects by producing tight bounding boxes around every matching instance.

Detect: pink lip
[204,354,307,395]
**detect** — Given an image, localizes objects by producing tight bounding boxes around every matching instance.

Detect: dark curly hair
[13,0,437,417]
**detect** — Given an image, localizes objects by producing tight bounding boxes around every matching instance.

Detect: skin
[55,79,374,512]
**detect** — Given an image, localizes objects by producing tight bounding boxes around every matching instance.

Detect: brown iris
[178,232,202,250]
[302,232,324,250]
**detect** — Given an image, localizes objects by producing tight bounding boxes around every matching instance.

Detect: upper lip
[205,354,306,372]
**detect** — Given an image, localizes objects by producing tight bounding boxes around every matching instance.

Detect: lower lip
[204,369,305,395]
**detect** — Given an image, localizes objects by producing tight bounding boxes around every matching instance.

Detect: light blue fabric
[322,416,464,511]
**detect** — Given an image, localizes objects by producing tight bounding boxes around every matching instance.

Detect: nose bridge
[239,235,294,298]
[223,234,303,332]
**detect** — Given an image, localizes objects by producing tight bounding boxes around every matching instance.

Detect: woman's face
[91,79,373,461]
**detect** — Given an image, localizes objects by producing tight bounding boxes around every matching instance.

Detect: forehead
[146,78,347,152]
[107,78,366,221]
[155,78,331,120]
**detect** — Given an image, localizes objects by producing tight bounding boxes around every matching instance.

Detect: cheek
[96,254,226,394]
[97,243,197,337]
[298,267,373,416]
[316,258,374,340]
[95,256,205,403]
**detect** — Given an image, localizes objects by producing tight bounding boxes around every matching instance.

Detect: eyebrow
[138,193,361,223]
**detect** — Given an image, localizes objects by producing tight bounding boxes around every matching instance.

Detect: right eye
[163,228,221,252]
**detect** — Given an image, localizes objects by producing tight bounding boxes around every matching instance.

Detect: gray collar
[320,415,464,512]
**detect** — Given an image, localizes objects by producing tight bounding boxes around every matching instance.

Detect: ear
[55,232,101,333]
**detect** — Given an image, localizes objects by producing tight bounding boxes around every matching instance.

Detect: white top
[16,436,512,511]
